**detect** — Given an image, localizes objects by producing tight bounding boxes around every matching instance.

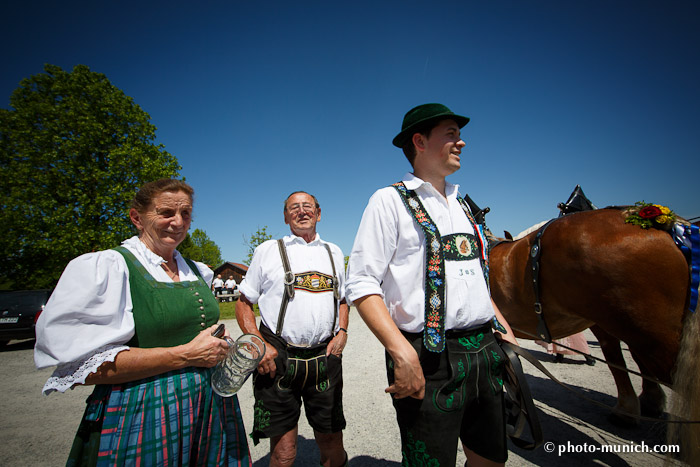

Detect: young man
[346,103,517,467]
[237,191,348,467]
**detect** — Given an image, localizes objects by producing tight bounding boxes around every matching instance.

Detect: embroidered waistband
[286,344,328,359]
[400,323,492,341]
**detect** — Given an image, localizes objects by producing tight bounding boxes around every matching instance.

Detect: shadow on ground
[253,436,401,467]
[509,373,672,466]
[0,338,35,352]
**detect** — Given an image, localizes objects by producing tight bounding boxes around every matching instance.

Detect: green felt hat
[392,103,470,148]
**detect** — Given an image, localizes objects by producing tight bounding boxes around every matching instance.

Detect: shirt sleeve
[345,189,399,303]
[329,243,347,302]
[193,261,215,287]
[34,250,135,370]
[238,240,273,304]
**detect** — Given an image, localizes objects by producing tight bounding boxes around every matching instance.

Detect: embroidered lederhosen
[392,182,489,353]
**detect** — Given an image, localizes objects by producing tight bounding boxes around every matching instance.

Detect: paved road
[0,309,681,466]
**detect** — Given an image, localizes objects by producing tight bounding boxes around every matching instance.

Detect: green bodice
[114,246,220,348]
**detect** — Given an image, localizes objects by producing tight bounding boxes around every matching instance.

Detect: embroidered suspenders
[392,182,489,353]
[275,239,340,337]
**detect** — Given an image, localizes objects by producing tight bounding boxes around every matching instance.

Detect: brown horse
[489,208,700,459]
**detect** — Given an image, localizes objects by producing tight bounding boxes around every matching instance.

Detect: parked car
[0,289,53,346]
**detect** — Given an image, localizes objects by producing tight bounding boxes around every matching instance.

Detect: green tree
[0,64,181,289]
[243,226,272,265]
[178,228,223,268]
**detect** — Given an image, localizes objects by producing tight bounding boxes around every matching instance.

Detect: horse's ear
[504,230,513,241]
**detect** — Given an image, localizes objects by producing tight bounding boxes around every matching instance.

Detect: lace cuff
[42,344,129,395]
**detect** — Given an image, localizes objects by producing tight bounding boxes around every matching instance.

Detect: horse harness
[275,239,340,337]
[529,219,557,343]
[527,185,598,343]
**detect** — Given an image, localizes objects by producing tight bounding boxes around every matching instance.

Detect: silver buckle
[284,271,295,286]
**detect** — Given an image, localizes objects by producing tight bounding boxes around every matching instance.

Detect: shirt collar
[402,172,460,199]
[284,232,322,246]
[123,235,183,267]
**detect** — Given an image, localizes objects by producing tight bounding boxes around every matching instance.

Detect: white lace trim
[42,344,129,395]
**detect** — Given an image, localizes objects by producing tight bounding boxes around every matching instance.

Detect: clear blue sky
[3,1,699,264]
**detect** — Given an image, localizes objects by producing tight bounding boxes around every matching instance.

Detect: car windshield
[0,291,51,308]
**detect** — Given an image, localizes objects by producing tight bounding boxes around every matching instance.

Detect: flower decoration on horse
[624,201,676,230]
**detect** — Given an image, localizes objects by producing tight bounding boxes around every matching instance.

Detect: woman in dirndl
[34,179,251,466]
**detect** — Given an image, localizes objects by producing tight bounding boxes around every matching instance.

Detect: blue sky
[3,1,699,264]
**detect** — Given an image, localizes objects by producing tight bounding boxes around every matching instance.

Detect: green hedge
[218,301,259,320]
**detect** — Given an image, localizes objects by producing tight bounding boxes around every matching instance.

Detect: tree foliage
[177,228,223,268]
[0,64,181,289]
[243,226,273,265]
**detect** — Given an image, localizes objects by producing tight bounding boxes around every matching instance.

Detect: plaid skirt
[67,367,251,466]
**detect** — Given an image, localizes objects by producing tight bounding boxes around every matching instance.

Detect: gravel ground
[0,308,685,466]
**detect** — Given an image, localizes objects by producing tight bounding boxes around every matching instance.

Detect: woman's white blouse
[34,236,213,395]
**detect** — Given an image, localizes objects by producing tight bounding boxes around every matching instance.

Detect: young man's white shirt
[346,173,494,332]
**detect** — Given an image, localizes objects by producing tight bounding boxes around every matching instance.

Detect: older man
[237,191,348,467]
[346,104,518,467]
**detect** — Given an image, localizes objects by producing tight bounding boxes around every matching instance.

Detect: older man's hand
[257,341,278,377]
[326,330,347,357]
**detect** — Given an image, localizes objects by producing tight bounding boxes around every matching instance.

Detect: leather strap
[530,219,556,342]
[392,182,448,352]
[276,239,295,336]
[502,340,698,424]
[323,243,340,332]
[498,341,543,449]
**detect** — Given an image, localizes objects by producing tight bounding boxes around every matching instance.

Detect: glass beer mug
[212,333,266,397]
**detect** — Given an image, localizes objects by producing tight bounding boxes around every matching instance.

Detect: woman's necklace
[162,261,180,282]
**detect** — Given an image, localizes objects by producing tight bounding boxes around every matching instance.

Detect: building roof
[213,262,249,274]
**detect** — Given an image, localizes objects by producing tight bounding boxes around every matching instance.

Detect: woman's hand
[85,325,231,385]
[180,325,231,368]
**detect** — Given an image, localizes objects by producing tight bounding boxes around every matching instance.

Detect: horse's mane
[514,220,550,240]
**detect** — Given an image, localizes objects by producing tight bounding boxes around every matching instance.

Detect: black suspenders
[275,239,339,337]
